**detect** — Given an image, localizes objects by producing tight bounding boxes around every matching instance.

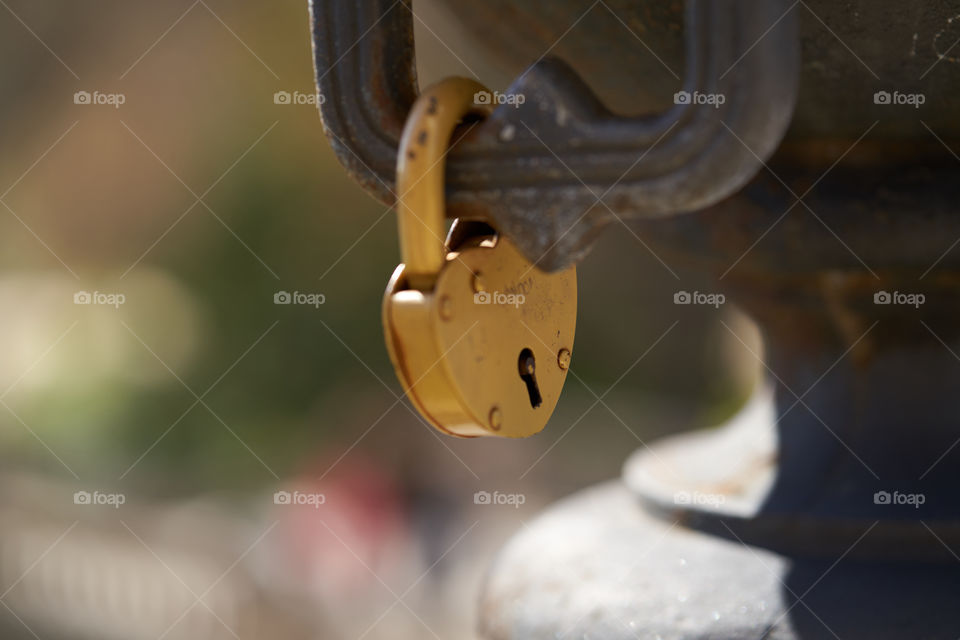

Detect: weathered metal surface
[480,481,960,639]
[436,0,960,139]
[630,160,960,275]
[418,0,685,118]
[480,216,960,636]
[311,0,799,270]
[625,386,960,562]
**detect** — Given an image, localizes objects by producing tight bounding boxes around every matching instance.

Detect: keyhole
[518,348,543,409]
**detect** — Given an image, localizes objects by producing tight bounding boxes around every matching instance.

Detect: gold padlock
[383,77,577,438]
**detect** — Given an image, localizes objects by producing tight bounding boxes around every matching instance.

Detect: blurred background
[0,1,759,638]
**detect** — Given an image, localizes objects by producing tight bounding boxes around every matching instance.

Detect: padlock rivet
[489,407,503,430]
[472,272,486,294]
[557,348,571,370]
[439,295,453,321]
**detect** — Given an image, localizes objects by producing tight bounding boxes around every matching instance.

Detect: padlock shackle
[396,78,492,290]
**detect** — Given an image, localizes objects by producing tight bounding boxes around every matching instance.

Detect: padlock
[382,77,577,438]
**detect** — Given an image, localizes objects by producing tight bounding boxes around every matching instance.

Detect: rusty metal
[311,0,799,270]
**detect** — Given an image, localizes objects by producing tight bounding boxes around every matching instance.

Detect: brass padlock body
[384,225,576,438]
